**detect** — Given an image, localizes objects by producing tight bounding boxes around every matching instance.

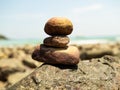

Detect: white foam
[70,39,110,45]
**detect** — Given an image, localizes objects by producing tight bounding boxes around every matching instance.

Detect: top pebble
[44,17,73,35]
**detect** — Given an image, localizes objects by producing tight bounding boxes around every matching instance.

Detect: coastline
[0,35,120,46]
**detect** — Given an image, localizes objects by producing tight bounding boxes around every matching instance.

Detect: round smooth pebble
[44,17,73,35]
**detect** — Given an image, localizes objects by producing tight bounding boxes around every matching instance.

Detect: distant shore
[0,34,8,40]
[0,35,120,46]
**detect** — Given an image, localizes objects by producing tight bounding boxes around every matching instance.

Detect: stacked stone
[32,17,80,65]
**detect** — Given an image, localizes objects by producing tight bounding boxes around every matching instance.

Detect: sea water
[70,35,120,44]
[0,38,42,46]
[0,36,120,46]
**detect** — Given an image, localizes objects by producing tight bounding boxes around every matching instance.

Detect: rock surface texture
[32,17,80,65]
[8,55,120,90]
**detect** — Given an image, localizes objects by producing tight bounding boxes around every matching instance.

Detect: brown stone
[32,45,80,65]
[44,17,73,35]
[43,36,70,48]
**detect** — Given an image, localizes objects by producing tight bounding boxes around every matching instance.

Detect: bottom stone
[32,45,80,65]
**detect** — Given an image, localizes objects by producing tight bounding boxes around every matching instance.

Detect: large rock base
[8,55,120,90]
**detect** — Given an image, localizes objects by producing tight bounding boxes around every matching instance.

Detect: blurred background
[0,0,120,89]
[0,0,120,45]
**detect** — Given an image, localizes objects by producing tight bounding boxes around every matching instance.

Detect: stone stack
[32,17,80,65]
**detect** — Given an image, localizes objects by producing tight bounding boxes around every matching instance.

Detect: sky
[0,0,120,39]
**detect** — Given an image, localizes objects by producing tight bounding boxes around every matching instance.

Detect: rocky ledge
[8,55,120,90]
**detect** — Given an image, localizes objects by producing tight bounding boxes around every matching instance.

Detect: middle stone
[43,36,70,48]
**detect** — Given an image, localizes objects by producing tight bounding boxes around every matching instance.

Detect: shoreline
[0,35,120,46]
[0,39,119,47]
